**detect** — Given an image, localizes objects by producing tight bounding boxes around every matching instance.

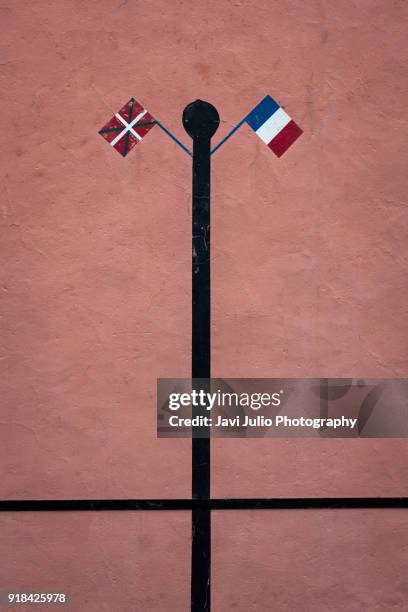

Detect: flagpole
[210,116,247,155]
[183,100,219,612]
[156,121,192,156]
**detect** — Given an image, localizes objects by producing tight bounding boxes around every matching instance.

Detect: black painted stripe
[212,497,408,510]
[1,498,407,512]
[183,101,220,612]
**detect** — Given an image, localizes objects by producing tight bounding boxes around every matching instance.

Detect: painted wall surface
[1,0,407,610]
[213,510,408,612]
[0,511,191,611]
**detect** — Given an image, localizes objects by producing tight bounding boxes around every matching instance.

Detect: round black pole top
[182,100,220,139]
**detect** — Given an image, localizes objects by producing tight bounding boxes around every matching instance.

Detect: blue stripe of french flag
[246,95,303,157]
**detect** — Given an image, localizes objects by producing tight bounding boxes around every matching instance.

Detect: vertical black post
[183,100,219,612]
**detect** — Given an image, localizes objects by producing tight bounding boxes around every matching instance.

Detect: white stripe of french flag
[246,95,303,157]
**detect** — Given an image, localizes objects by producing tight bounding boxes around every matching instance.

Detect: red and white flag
[99,98,157,157]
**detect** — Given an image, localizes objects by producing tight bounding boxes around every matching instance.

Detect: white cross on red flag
[99,98,157,157]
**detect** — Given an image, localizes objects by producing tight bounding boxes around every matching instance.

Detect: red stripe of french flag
[266,118,303,157]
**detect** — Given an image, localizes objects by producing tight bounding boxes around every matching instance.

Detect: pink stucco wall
[0,511,191,611]
[1,0,407,610]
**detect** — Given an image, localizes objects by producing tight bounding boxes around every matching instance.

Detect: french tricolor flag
[246,95,303,157]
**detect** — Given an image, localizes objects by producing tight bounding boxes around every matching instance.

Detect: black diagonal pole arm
[183,100,219,612]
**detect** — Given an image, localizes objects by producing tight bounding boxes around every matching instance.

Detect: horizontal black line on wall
[0,498,407,512]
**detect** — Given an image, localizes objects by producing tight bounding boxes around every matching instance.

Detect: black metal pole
[183,100,219,612]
